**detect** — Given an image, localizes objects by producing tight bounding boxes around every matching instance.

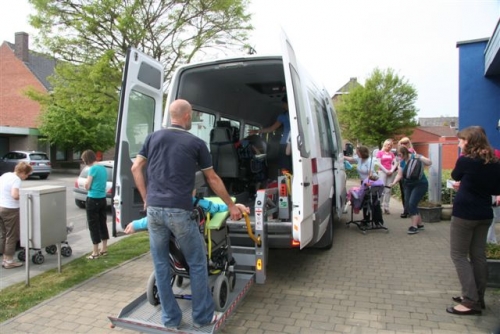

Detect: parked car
[0,150,52,179]
[73,160,114,209]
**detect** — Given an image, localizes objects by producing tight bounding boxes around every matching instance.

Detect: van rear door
[280,31,314,249]
[112,48,164,236]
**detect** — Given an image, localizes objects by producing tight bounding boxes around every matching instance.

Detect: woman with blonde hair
[376,139,397,214]
[0,162,32,268]
[447,126,500,315]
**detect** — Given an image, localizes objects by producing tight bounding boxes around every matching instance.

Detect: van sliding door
[280,31,314,249]
[112,48,164,236]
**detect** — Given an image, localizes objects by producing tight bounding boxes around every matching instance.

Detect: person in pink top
[376,139,397,214]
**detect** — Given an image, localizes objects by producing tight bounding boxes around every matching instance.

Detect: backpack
[403,156,423,180]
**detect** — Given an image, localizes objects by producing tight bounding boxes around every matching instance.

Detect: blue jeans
[403,179,428,216]
[147,206,214,327]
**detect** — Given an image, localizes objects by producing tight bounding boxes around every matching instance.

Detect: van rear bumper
[228,220,293,248]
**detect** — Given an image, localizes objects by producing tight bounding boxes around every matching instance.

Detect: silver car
[73,160,114,208]
[0,150,52,179]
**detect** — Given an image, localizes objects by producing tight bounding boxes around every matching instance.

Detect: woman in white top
[0,162,32,269]
[345,146,381,181]
[345,146,384,223]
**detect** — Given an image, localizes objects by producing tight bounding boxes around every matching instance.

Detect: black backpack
[403,157,423,180]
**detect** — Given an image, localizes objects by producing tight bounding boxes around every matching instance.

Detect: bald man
[131,99,241,329]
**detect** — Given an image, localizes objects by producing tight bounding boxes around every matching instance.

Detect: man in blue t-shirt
[249,94,292,171]
[131,99,241,329]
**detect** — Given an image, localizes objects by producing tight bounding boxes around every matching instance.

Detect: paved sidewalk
[1,191,500,333]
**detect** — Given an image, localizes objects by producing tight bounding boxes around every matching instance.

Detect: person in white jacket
[0,162,32,269]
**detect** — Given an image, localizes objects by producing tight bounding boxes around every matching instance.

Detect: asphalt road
[20,172,113,235]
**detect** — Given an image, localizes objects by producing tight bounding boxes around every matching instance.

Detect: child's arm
[193,197,250,215]
[124,217,148,234]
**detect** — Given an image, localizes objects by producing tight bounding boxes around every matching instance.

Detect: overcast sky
[1,0,499,118]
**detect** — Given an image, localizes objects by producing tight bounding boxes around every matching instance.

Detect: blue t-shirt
[138,127,213,210]
[277,113,290,145]
[87,164,107,199]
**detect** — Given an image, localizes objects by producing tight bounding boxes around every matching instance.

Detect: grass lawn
[0,232,150,323]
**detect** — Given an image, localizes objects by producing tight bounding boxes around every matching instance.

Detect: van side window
[188,111,216,148]
[289,66,311,158]
[309,93,332,157]
[126,90,155,158]
[243,125,260,138]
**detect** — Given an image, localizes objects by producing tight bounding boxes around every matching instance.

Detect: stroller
[346,177,388,233]
[146,173,236,312]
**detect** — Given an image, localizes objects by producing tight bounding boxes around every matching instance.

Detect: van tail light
[107,188,113,195]
[312,158,318,212]
[29,162,36,166]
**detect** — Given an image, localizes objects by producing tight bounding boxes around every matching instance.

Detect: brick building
[0,32,55,156]
[409,126,459,169]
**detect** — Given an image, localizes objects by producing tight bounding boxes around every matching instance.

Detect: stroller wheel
[45,245,57,254]
[147,271,160,306]
[18,250,26,262]
[213,275,229,312]
[175,276,184,288]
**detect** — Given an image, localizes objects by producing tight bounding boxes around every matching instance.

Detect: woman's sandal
[99,251,108,256]
[87,254,100,260]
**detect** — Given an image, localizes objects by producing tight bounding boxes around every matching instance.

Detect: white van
[112,33,347,250]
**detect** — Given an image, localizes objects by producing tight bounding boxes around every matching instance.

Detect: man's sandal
[99,251,108,256]
[87,254,100,260]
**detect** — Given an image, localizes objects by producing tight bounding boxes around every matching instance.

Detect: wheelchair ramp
[109,273,254,333]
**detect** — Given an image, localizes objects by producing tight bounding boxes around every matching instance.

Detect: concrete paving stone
[353,312,379,321]
[385,322,414,332]
[345,318,371,327]
[245,329,264,334]
[241,319,262,329]
[304,313,330,322]
[310,320,336,331]
[269,316,295,326]
[282,324,301,334]
[266,309,292,318]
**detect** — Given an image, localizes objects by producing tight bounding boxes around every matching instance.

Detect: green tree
[336,68,418,148]
[27,0,252,151]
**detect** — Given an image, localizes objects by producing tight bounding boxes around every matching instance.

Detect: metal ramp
[109,273,254,333]
[109,188,276,333]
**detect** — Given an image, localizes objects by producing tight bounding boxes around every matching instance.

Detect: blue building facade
[457,19,500,149]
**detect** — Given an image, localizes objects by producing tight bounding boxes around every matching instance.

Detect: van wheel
[75,200,86,209]
[314,208,335,250]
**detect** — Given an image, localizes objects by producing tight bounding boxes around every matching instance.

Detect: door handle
[303,182,310,187]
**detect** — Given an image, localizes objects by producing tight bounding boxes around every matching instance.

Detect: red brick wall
[0,43,46,128]
[410,127,459,169]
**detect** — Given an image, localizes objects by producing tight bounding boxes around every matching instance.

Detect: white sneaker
[193,312,222,328]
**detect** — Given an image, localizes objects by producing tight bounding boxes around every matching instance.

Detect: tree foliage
[27,0,252,151]
[336,68,418,148]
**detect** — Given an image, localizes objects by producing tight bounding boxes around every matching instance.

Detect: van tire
[314,209,334,250]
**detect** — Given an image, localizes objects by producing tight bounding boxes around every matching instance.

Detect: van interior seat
[210,124,240,179]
